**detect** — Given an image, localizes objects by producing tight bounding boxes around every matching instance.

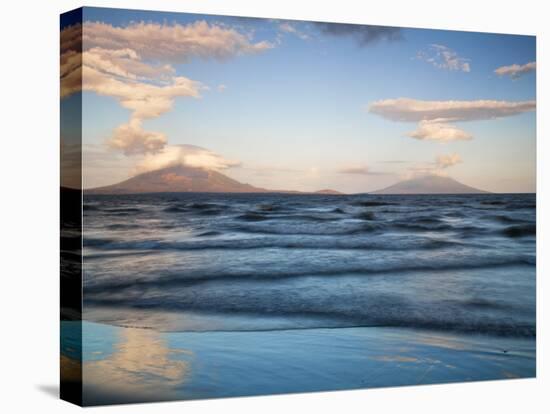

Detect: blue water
[82,193,536,337]
[76,320,535,405]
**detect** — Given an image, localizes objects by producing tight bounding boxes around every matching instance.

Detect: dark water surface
[82,193,535,337]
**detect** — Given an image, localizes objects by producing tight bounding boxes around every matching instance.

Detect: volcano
[371,175,488,194]
[86,165,266,194]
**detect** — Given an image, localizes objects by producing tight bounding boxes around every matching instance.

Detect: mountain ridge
[85,165,265,195]
[85,165,344,195]
[371,175,488,194]
[85,166,487,195]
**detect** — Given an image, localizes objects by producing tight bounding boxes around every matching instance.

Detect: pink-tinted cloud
[494,61,536,79]
[404,153,462,179]
[338,166,388,175]
[60,21,273,155]
[135,144,241,174]
[409,120,472,142]
[109,120,167,156]
[435,153,462,169]
[368,98,535,142]
[82,20,273,62]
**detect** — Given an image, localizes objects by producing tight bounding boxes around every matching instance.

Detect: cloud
[369,98,536,122]
[338,166,371,175]
[417,44,470,72]
[217,84,227,92]
[435,153,462,169]
[135,144,241,174]
[409,120,472,142]
[60,23,82,55]
[368,98,536,141]
[83,47,176,81]
[81,64,202,119]
[82,20,273,62]
[495,61,536,79]
[338,166,388,175]
[78,61,201,155]
[278,22,310,40]
[61,21,273,155]
[109,120,167,156]
[314,22,401,46]
[404,153,462,179]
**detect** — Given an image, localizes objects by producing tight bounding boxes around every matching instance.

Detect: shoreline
[65,321,536,406]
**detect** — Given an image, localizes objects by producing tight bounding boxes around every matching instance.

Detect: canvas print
[60,7,536,406]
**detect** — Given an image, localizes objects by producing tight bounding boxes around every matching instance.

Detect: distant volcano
[85,165,343,195]
[371,175,488,194]
[314,189,344,195]
[86,165,266,194]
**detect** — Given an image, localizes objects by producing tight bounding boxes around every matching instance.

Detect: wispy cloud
[314,22,401,46]
[404,153,462,179]
[368,98,535,141]
[369,98,536,122]
[495,61,536,79]
[61,21,273,155]
[417,44,470,72]
[435,153,462,169]
[278,22,310,40]
[338,166,389,175]
[81,21,273,62]
[378,160,408,164]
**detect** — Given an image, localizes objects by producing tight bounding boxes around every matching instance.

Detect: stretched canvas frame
[61,6,536,406]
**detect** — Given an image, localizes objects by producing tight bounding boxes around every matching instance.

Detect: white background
[1,0,548,412]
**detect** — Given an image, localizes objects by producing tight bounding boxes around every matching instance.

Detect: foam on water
[82,193,536,336]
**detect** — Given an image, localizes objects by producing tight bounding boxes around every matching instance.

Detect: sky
[61,7,536,193]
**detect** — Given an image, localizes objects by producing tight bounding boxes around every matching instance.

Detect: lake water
[82,193,535,336]
[74,192,536,404]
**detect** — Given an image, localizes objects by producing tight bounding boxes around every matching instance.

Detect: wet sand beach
[69,321,535,405]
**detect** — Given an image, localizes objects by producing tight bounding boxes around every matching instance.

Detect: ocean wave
[502,224,536,238]
[489,215,532,224]
[83,235,464,253]
[351,201,397,207]
[506,203,536,210]
[236,212,270,222]
[390,221,455,232]
[355,211,376,220]
[481,200,506,206]
[163,205,187,213]
[164,202,227,214]
[196,231,223,237]
[228,222,381,236]
[236,212,341,223]
[103,207,142,213]
[83,300,535,338]
[256,203,284,212]
[83,255,533,293]
[105,224,141,230]
[188,202,225,210]
[83,193,536,339]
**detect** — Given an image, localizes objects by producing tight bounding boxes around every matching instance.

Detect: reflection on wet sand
[83,327,192,405]
[78,322,535,405]
[408,331,469,351]
[61,354,81,383]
